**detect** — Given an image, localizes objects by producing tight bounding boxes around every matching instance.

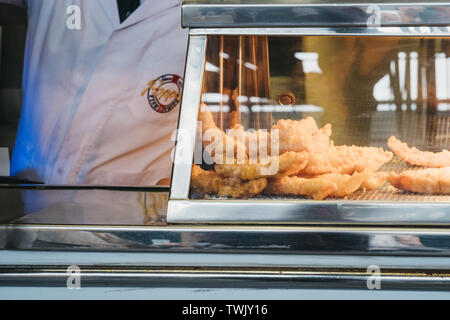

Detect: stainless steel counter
[1,187,450,295]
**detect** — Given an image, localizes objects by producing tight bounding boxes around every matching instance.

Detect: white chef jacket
[5,0,188,185]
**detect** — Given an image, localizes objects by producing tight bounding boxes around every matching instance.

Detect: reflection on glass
[203,35,272,130]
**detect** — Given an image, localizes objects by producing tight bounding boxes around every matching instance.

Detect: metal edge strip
[2,224,450,256]
[170,35,207,200]
[2,250,450,269]
[182,3,450,28]
[1,266,450,290]
[188,27,450,36]
[167,200,450,225]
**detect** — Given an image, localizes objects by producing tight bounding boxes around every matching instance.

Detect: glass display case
[168,10,450,224]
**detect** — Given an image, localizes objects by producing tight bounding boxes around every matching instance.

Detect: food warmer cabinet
[169,0,450,224]
[1,1,450,297]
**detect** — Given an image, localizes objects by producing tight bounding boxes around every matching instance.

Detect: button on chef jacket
[9,0,188,185]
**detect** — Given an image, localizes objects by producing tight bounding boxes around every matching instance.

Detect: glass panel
[182,0,440,4]
[191,35,450,201]
[0,187,168,225]
[0,18,27,184]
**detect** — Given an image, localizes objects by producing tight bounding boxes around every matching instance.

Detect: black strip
[117,0,140,23]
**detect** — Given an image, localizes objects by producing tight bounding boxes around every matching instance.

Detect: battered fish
[301,145,393,176]
[266,175,337,200]
[228,124,272,159]
[271,117,392,175]
[388,136,450,168]
[272,117,333,154]
[387,167,450,195]
[191,165,267,198]
[199,106,247,162]
[214,151,309,180]
[267,170,384,200]
[360,171,389,190]
[334,145,393,174]
[319,170,382,197]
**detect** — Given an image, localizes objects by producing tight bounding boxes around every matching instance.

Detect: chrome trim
[170,35,207,199]
[167,200,450,225]
[1,266,450,290]
[189,26,450,36]
[182,3,450,28]
[3,225,450,256]
[3,251,450,269]
[183,0,450,4]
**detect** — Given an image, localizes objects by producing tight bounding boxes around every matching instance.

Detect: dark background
[0,3,27,157]
[0,3,27,221]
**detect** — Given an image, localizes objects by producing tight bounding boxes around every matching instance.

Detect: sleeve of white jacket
[0,0,25,6]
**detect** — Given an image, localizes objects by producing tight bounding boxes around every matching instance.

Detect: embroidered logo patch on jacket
[141,74,183,113]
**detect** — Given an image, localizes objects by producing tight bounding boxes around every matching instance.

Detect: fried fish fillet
[272,117,333,154]
[388,136,450,168]
[228,124,272,159]
[271,117,392,175]
[387,167,450,195]
[319,170,383,197]
[266,175,337,200]
[199,105,247,161]
[301,145,393,176]
[267,170,385,200]
[334,145,393,174]
[360,171,389,190]
[214,151,309,180]
[191,165,267,198]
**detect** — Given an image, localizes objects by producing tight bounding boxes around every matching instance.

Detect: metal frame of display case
[181,1,450,28]
[2,222,450,291]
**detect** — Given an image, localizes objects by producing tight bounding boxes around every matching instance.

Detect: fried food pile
[191,165,268,198]
[387,136,450,195]
[192,108,395,199]
[193,104,450,198]
[214,151,309,180]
